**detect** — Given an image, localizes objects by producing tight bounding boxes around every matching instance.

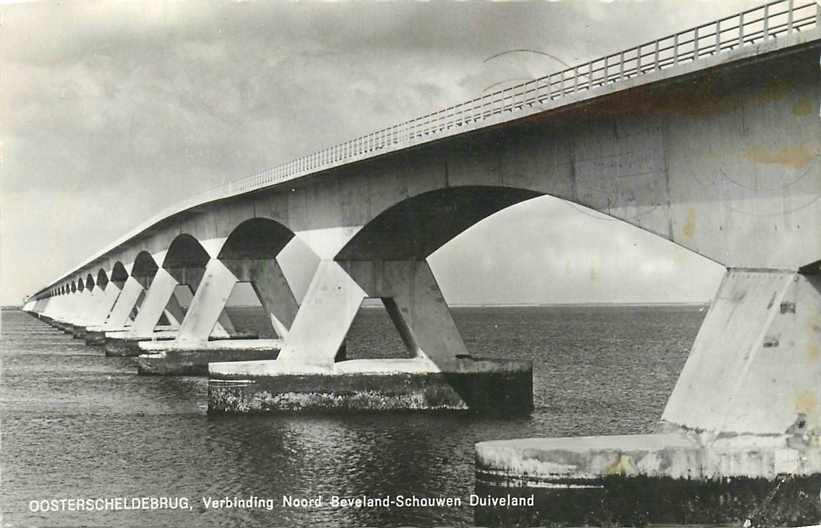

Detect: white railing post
[816,0,820,29]
[573,65,579,93]
[787,0,794,31]
[739,12,745,47]
[654,39,660,69]
[763,4,769,39]
[715,20,721,53]
[673,33,679,65]
[693,26,699,60]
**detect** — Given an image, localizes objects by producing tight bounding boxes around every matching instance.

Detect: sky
[0,0,761,307]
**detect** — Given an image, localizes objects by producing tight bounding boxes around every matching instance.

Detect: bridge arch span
[126,233,239,340]
[96,269,109,290]
[163,233,210,274]
[110,261,129,286]
[336,186,541,261]
[217,217,295,261]
[192,217,305,340]
[132,251,159,285]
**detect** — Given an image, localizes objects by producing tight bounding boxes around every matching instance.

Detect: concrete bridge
[23,1,821,504]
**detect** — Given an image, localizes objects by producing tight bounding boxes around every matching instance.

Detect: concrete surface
[135,339,282,376]
[474,432,821,526]
[208,356,533,414]
[663,270,821,436]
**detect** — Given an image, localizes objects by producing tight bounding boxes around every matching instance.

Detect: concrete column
[276,259,466,368]
[174,256,299,344]
[36,297,51,315]
[67,289,93,324]
[342,259,469,366]
[103,276,143,329]
[163,287,189,327]
[86,283,122,326]
[128,268,178,338]
[39,296,53,317]
[175,260,237,343]
[276,260,366,367]
[51,294,71,320]
[662,269,821,437]
[77,288,100,324]
[222,257,299,338]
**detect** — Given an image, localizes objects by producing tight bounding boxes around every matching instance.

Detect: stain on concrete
[762,335,780,348]
[808,343,819,362]
[751,78,794,105]
[606,454,636,476]
[795,390,817,414]
[682,207,696,239]
[792,98,814,116]
[744,144,818,169]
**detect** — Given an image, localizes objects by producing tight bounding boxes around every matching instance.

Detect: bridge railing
[217,0,817,198]
[32,0,820,297]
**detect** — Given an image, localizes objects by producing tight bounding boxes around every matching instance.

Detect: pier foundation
[135,339,282,376]
[474,269,821,525]
[209,356,532,413]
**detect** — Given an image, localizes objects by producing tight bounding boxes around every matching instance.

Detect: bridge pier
[134,257,285,375]
[85,276,144,345]
[475,268,821,526]
[104,268,180,356]
[59,288,93,338]
[208,259,533,413]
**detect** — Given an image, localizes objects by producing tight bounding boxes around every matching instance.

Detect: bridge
[22,1,821,505]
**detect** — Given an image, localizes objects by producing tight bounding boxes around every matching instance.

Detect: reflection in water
[0,306,703,527]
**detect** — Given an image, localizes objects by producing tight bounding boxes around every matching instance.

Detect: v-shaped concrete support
[662,269,821,437]
[277,259,468,369]
[175,257,298,343]
[104,277,143,329]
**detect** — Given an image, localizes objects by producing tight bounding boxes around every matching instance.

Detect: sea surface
[0,305,705,527]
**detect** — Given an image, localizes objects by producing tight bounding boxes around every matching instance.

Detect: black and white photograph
[1,0,820,526]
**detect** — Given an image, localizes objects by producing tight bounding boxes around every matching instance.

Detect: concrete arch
[335,185,720,265]
[110,261,129,286]
[205,217,302,340]
[336,186,540,261]
[125,232,240,341]
[70,281,77,293]
[217,217,295,260]
[163,234,210,272]
[96,269,109,290]
[76,278,84,292]
[85,274,95,291]
[132,251,159,286]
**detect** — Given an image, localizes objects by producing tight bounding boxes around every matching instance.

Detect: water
[0,305,705,527]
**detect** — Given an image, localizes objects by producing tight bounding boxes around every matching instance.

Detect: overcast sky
[0,0,761,307]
